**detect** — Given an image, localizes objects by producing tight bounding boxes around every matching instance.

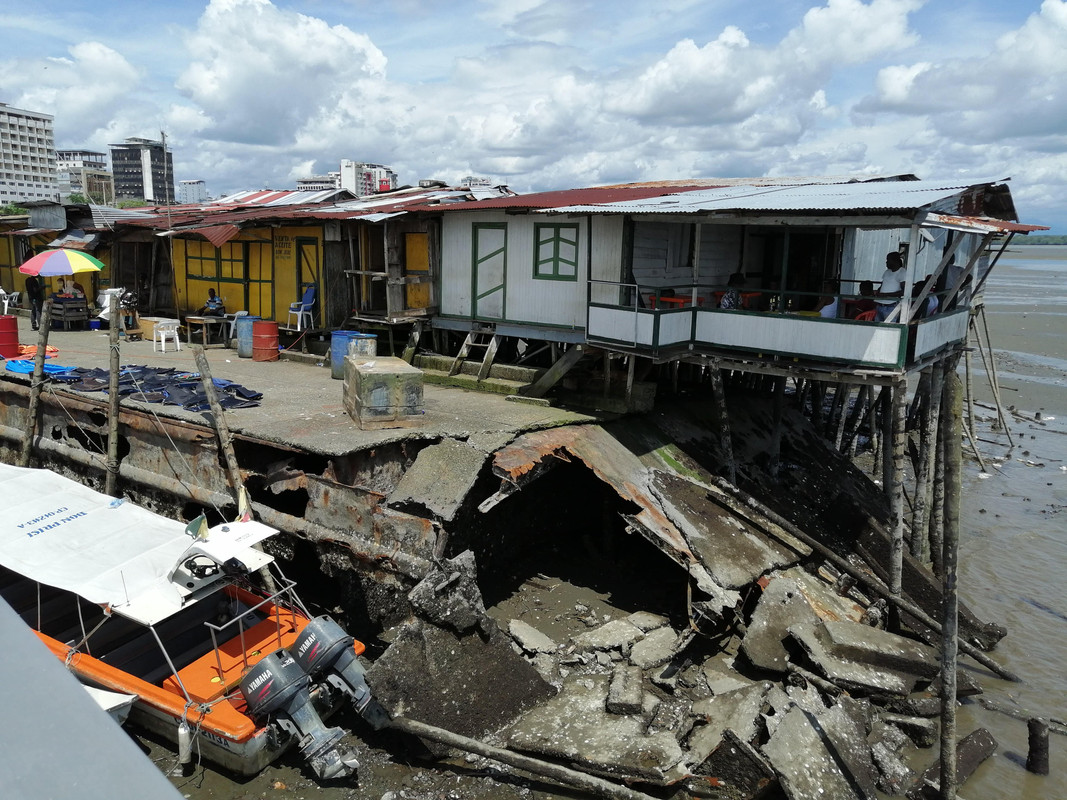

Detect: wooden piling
[105,295,122,496]
[978,305,1013,446]
[192,347,244,496]
[1027,718,1050,775]
[929,361,949,577]
[769,375,785,480]
[17,300,54,467]
[912,364,943,562]
[888,379,908,632]
[709,363,736,483]
[833,383,850,450]
[940,358,963,800]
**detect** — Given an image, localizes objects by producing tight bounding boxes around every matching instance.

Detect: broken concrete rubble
[788,620,940,697]
[741,566,866,673]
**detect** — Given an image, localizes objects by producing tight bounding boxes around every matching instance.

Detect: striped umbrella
[18,249,105,276]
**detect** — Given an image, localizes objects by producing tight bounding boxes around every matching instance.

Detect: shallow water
[168,245,1067,799]
[952,245,1067,800]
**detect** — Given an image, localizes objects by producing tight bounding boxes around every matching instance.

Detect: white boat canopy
[0,463,275,625]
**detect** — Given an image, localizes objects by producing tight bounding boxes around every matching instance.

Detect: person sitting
[719,273,746,310]
[814,280,839,318]
[847,280,876,319]
[199,288,225,316]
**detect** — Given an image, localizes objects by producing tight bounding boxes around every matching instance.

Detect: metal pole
[940,357,963,800]
[105,294,122,496]
[18,299,54,466]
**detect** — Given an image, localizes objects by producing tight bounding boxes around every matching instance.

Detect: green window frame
[533,223,579,281]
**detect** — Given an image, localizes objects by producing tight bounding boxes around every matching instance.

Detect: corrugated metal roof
[88,204,155,229]
[543,178,1012,215]
[210,189,352,206]
[440,184,708,211]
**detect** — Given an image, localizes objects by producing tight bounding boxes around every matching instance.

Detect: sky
[1,0,1065,231]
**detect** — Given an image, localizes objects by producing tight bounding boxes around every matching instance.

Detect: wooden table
[51,297,89,330]
[184,315,228,347]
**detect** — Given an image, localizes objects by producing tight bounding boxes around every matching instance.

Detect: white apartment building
[338,160,398,196]
[178,179,209,204]
[0,103,59,204]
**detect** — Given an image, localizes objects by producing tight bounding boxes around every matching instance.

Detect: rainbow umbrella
[19,249,105,276]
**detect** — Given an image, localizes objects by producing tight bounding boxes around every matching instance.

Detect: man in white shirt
[875,251,905,321]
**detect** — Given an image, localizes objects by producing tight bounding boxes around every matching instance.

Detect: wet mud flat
[147,384,1021,800]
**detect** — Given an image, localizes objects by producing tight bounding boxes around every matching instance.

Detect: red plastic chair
[855,309,876,322]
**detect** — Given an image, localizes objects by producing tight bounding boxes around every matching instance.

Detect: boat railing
[203,574,302,681]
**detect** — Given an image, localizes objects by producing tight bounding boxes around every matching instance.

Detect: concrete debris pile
[365,553,997,800]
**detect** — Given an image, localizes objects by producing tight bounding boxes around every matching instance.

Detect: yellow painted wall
[170,226,321,322]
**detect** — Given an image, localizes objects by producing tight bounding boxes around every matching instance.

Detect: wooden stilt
[769,376,785,480]
[833,384,851,451]
[940,357,963,800]
[912,364,943,562]
[844,384,870,456]
[929,361,949,577]
[881,387,894,501]
[709,363,736,483]
[193,347,244,499]
[871,387,884,479]
[888,378,908,632]
[18,300,54,467]
[978,305,1013,447]
[964,344,976,442]
[105,295,122,496]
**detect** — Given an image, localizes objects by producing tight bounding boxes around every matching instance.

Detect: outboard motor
[239,650,359,780]
[289,616,391,730]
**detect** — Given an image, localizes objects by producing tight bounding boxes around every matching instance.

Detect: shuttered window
[533,223,578,281]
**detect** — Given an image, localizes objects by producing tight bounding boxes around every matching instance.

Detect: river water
[165,246,1067,799]
[954,244,1067,800]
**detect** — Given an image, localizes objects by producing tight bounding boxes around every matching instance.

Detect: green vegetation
[116,199,149,208]
[0,203,28,216]
[67,193,90,205]
[1021,235,1067,245]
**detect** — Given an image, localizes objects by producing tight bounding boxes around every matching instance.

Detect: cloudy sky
[2,0,1065,230]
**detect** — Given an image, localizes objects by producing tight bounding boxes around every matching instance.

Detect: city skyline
[1,1,1064,229]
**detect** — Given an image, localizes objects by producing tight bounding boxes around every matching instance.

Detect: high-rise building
[56,149,114,204]
[338,160,398,196]
[0,103,59,204]
[108,137,175,203]
[178,179,209,204]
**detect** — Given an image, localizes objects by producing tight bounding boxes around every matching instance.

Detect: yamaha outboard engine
[239,650,359,780]
[289,616,390,730]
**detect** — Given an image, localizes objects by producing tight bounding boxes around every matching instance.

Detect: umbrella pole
[18,300,54,467]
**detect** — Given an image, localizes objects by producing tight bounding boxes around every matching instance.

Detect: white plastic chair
[287,286,315,331]
[225,310,249,339]
[153,319,182,352]
[3,291,19,315]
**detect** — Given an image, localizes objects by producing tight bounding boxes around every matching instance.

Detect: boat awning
[0,464,275,625]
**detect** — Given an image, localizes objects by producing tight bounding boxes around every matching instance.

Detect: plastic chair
[153,319,182,352]
[3,291,19,315]
[287,286,315,331]
[855,309,876,322]
[225,310,249,339]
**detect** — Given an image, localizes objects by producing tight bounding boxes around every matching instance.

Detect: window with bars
[533,223,579,281]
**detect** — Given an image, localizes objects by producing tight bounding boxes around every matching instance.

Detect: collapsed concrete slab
[506,673,685,784]
[762,702,880,800]
[788,620,940,697]
[406,550,488,634]
[508,619,558,655]
[741,567,866,673]
[366,619,555,741]
[386,437,487,522]
[689,728,778,800]
[687,683,770,769]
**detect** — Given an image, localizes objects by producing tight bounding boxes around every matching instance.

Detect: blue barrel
[235,315,260,358]
[331,330,359,379]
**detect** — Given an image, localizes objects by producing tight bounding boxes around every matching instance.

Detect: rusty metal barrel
[251,320,279,362]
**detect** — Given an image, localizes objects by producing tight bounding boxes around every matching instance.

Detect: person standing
[874,251,905,321]
[24,274,44,331]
